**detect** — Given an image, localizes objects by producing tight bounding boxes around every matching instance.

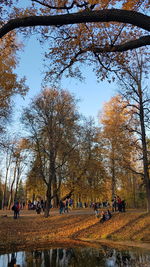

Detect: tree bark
[8,164,17,209]
[2,152,12,210]
[52,175,58,208]
[111,151,116,199]
[14,166,20,202]
[138,86,150,212]
[44,184,52,217]
[2,165,9,210]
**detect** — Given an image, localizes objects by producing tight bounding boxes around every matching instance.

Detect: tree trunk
[8,165,17,209]
[139,86,150,212]
[132,173,137,208]
[2,166,9,210]
[2,154,12,210]
[52,175,58,208]
[14,167,20,202]
[44,184,52,217]
[111,155,116,199]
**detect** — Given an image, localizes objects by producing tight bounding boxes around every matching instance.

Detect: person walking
[117,196,122,212]
[59,200,65,214]
[112,196,117,212]
[12,201,20,219]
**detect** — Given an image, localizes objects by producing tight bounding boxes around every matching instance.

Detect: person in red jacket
[117,196,122,212]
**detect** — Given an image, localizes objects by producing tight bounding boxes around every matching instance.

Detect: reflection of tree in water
[44,250,51,266]
[25,247,105,266]
[50,248,75,267]
[101,245,150,267]
[25,250,42,267]
[8,253,16,266]
[71,248,105,267]
[2,246,150,266]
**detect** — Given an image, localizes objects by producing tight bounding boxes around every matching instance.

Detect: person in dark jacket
[12,202,20,219]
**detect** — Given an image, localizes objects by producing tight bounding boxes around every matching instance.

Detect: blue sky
[13,35,116,130]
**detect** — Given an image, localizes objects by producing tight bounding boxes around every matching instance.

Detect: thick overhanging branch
[91,36,150,52]
[58,35,150,76]
[61,190,74,201]
[0,9,150,40]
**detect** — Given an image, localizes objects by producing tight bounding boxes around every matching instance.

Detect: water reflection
[0,245,150,267]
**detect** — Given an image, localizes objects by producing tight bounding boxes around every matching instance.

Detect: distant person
[117,196,122,212]
[100,210,112,223]
[105,210,112,220]
[41,199,44,211]
[59,200,65,214]
[64,199,69,213]
[79,201,83,208]
[36,201,41,214]
[112,196,117,212]
[12,202,20,219]
[69,198,73,209]
[100,211,106,223]
[93,202,99,217]
[121,199,126,212]
[23,201,26,209]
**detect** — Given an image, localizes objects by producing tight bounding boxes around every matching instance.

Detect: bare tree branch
[55,35,150,77]
[32,0,89,11]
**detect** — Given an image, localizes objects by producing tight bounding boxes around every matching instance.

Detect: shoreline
[1,238,150,255]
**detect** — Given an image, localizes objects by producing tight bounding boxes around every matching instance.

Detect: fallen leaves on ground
[0,209,150,254]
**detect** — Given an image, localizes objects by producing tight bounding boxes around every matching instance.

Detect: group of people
[59,198,73,214]
[28,200,45,211]
[91,201,110,209]
[12,195,126,219]
[92,195,126,223]
[28,199,52,214]
[93,203,112,222]
[112,196,126,212]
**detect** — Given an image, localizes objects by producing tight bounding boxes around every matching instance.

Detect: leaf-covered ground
[0,208,150,254]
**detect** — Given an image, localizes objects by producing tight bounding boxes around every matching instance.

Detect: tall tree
[100,95,136,199]
[7,138,27,209]
[21,88,80,217]
[114,49,150,211]
[2,139,15,209]
[26,154,46,202]
[63,118,107,203]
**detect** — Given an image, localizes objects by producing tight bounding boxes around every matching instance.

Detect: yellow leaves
[0,32,18,63]
[100,95,127,128]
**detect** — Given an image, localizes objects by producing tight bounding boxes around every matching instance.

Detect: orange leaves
[0,30,28,103]
[123,0,149,10]
[100,95,129,135]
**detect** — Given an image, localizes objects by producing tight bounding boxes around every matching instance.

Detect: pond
[1,245,150,267]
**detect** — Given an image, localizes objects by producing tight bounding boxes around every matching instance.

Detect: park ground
[0,208,150,254]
